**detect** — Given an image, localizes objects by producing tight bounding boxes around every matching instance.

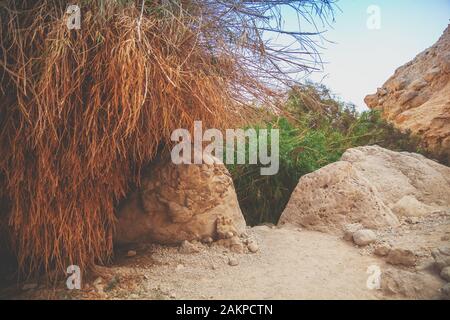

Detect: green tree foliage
[228,83,426,226]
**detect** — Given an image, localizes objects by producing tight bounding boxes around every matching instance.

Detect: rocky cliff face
[365,25,450,163]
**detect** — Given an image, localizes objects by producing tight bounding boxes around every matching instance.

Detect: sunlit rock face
[364,25,450,163]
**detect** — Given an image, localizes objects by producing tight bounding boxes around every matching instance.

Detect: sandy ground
[131,226,383,300]
[3,212,449,300]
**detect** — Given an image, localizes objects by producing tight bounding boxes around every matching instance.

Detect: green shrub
[227,117,347,225]
[228,83,427,226]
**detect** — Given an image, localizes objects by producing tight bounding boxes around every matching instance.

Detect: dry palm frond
[0,0,335,278]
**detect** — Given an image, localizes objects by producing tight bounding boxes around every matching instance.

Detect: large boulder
[279,145,450,234]
[114,155,246,244]
[364,25,450,163]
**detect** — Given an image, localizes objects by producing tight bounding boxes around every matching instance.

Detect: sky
[281,0,450,111]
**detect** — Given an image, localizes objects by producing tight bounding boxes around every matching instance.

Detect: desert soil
[6,212,449,300]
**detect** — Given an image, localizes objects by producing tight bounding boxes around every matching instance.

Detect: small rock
[353,229,377,246]
[175,264,184,271]
[441,283,450,300]
[440,267,450,281]
[126,250,137,257]
[22,283,38,291]
[230,236,244,253]
[441,235,450,241]
[216,236,244,253]
[374,243,391,257]
[201,237,213,244]
[386,248,417,267]
[179,240,200,254]
[169,292,177,299]
[228,257,239,266]
[405,217,419,224]
[225,231,234,239]
[211,264,217,270]
[343,223,363,241]
[432,247,450,270]
[247,241,259,253]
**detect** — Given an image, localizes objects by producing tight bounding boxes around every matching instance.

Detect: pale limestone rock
[114,154,246,245]
[343,223,364,241]
[247,241,259,253]
[279,146,450,235]
[228,256,239,266]
[352,229,377,246]
[279,160,398,234]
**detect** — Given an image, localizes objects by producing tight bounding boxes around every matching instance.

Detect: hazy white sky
[282,0,450,111]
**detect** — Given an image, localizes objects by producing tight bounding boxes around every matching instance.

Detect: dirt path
[134,226,383,300]
[65,226,386,300]
[8,216,449,300]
